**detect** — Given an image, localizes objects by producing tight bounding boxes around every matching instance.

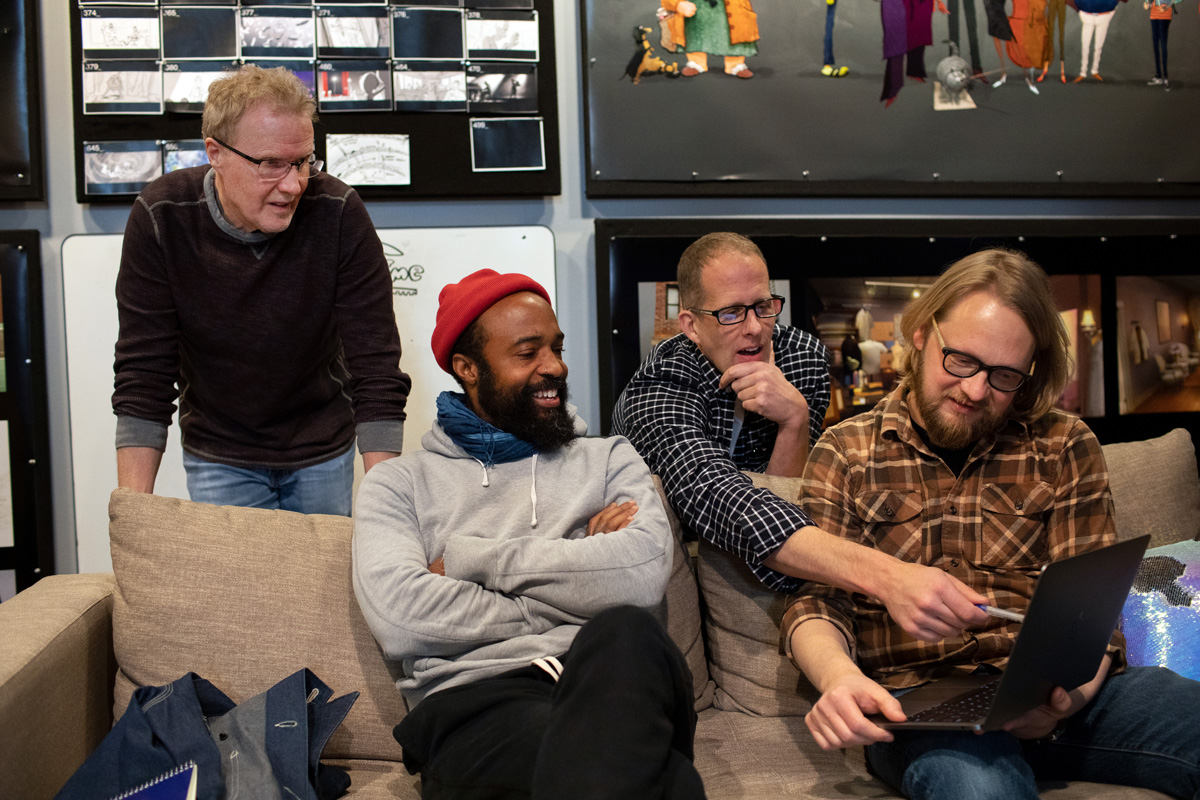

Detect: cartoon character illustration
[1037,0,1068,82]
[660,0,759,79]
[999,0,1051,92]
[822,0,849,77]
[1144,0,1178,88]
[1074,0,1119,82]
[880,0,946,105]
[622,25,681,83]
[946,0,984,77]
[983,0,1018,87]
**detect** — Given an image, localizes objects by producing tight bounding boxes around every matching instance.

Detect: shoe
[681,61,705,77]
[1092,72,1103,81]
[821,65,848,77]
[1164,79,1171,90]
[1026,75,1040,94]
[992,72,1007,87]
[726,62,753,78]
[1072,74,1085,83]
[1148,77,1164,85]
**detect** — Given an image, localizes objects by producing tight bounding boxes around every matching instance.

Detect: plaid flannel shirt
[781,388,1125,688]
[612,326,830,592]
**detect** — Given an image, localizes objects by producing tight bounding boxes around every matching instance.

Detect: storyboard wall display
[70,0,560,202]
[0,231,53,599]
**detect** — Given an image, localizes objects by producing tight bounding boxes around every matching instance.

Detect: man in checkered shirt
[613,232,989,642]
[785,249,1200,800]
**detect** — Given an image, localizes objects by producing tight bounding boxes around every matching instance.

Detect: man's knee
[569,605,682,677]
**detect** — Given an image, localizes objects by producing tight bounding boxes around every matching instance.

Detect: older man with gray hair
[113,65,410,514]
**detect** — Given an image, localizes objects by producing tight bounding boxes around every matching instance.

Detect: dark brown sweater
[113,166,411,468]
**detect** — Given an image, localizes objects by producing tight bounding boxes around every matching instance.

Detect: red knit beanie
[431,269,552,373]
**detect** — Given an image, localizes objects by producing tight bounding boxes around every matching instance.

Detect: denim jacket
[55,668,357,800]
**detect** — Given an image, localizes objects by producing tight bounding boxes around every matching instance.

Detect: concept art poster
[583,0,1199,190]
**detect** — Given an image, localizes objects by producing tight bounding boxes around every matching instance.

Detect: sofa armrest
[0,573,118,800]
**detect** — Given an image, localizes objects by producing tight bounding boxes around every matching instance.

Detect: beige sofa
[3,429,1198,800]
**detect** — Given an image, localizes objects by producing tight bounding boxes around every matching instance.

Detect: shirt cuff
[115,415,168,451]
[357,419,405,454]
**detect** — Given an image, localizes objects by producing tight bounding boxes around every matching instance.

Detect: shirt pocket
[977,481,1054,568]
[855,489,925,561]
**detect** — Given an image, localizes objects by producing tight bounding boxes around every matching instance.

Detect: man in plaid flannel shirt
[785,248,1200,800]
[614,233,990,642]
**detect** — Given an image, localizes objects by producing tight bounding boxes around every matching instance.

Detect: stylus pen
[976,604,1026,623]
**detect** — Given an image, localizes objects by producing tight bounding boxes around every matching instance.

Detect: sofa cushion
[108,489,407,762]
[696,472,819,717]
[653,477,716,711]
[1102,428,1200,547]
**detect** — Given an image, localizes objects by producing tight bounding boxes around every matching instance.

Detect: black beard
[476,363,577,452]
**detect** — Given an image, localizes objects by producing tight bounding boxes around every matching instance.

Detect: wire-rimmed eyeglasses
[212,137,323,182]
[689,295,785,326]
[931,317,1033,393]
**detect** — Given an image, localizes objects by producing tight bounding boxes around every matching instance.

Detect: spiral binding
[110,761,197,800]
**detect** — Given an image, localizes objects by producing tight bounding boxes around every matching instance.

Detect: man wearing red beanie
[353,269,706,799]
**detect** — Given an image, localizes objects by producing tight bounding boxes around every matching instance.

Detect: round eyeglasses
[689,295,785,326]
[931,317,1033,392]
[212,137,323,182]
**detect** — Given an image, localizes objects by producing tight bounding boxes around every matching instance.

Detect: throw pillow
[1121,539,1200,681]
[108,489,408,762]
[1102,428,1200,547]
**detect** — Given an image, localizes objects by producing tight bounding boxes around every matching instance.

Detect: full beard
[477,365,577,452]
[911,355,1009,450]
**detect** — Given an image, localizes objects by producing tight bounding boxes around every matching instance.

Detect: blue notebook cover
[109,762,197,800]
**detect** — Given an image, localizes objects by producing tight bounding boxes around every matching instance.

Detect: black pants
[394,606,706,800]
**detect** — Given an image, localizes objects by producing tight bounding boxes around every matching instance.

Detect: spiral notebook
[109,762,197,800]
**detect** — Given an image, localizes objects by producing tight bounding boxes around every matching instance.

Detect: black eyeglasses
[212,137,323,182]
[931,318,1033,392]
[689,295,785,326]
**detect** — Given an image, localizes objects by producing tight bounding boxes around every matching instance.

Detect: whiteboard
[63,226,556,573]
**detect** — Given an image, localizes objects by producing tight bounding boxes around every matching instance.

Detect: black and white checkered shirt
[612,326,830,592]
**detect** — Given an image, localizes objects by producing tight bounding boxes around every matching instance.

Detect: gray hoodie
[352,407,673,708]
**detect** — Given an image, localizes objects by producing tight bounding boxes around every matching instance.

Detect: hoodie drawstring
[474,458,490,488]
[473,454,538,528]
[529,454,538,528]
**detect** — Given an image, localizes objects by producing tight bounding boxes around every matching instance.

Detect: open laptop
[871,534,1151,732]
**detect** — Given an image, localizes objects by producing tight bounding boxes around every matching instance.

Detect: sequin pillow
[1121,540,1200,680]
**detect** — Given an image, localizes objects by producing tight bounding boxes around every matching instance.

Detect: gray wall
[2,0,1199,575]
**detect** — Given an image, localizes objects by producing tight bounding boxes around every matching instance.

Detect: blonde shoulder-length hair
[897,248,1072,424]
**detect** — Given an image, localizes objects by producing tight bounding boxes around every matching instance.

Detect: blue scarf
[436,391,537,467]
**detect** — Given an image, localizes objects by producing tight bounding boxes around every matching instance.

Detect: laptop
[871,534,1151,732]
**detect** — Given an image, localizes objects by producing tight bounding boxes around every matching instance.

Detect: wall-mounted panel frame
[595,218,1200,461]
[0,0,46,202]
[69,0,560,203]
[581,0,1200,198]
[0,231,53,600]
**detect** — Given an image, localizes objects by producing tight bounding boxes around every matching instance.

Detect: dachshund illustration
[622,25,680,84]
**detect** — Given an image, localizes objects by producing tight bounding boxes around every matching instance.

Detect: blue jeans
[866,667,1200,800]
[183,446,355,516]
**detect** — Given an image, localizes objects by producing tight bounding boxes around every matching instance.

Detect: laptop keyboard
[906,678,1001,723]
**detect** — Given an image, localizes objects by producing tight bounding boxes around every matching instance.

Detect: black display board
[0,0,45,202]
[70,0,560,203]
[595,217,1200,461]
[0,231,53,600]
[581,0,1200,198]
